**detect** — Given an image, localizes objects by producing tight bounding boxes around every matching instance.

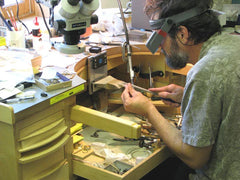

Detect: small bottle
[32,17,43,50]
[32,17,41,37]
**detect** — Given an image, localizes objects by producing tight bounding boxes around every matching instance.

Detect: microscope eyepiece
[82,0,93,4]
[67,0,80,6]
[91,14,98,25]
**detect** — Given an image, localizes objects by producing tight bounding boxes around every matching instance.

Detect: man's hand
[121,83,153,116]
[121,83,212,169]
[149,84,184,107]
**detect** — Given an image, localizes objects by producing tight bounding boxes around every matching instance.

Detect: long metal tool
[117,0,134,84]
[121,83,180,104]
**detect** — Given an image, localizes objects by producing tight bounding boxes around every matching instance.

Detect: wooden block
[93,75,125,90]
[71,105,141,139]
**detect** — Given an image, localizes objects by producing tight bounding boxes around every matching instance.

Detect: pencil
[10,9,18,31]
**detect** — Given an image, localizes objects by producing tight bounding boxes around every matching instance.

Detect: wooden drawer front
[73,146,171,180]
[19,134,70,164]
[21,146,68,180]
[18,110,64,140]
[37,161,70,180]
[18,118,67,153]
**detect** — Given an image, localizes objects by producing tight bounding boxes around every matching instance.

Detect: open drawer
[71,125,172,180]
[72,144,171,180]
[70,104,174,180]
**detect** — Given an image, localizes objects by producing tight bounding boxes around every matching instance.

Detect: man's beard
[161,38,189,69]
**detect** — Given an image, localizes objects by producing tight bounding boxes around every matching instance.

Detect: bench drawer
[73,146,171,180]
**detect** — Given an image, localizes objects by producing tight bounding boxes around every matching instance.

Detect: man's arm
[121,83,213,169]
[147,104,212,169]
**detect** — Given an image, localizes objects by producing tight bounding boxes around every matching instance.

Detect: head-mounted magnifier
[146,7,207,54]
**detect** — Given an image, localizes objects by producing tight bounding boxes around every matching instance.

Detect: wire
[15,0,30,34]
[36,2,52,38]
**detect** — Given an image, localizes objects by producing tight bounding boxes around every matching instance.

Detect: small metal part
[41,92,48,97]
[148,65,153,88]
[138,136,160,149]
[91,131,99,138]
[89,46,102,53]
[90,129,105,138]
[128,84,158,96]
[176,115,183,129]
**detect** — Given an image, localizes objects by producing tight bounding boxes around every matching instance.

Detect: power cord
[15,0,30,34]
[36,2,52,38]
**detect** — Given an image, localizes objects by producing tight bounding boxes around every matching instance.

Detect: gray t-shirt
[181,32,240,180]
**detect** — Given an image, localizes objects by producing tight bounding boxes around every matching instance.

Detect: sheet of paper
[41,51,79,68]
[0,48,35,90]
[0,88,21,99]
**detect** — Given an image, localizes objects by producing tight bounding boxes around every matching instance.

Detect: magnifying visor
[146,18,174,54]
[146,7,207,54]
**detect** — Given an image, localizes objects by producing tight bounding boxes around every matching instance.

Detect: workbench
[0,43,190,180]
[70,44,189,180]
[0,75,86,180]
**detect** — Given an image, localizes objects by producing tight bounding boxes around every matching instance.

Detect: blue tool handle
[0,11,12,31]
[56,72,70,81]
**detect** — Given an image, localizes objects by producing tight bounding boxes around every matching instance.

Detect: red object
[32,17,41,37]
[33,17,39,26]
[157,29,168,37]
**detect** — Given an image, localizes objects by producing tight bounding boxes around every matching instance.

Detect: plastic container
[32,17,41,37]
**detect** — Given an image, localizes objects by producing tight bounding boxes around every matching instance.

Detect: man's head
[144,0,222,69]
[161,36,189,69]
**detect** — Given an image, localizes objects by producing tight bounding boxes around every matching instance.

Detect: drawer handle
[19,118,65,141]
[19,126,67,153]
[35,159,68,180]
[18,134,69,164]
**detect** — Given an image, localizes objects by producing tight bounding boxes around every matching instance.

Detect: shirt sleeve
[181,78,222,147]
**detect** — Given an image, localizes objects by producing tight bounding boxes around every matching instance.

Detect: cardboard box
[35,72,72,91]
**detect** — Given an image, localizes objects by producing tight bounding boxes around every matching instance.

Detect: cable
[36,2,52,38]
[15,0,30,34]
[0,8,12,31]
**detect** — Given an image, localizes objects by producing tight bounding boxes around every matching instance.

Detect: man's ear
[177,26,190,45]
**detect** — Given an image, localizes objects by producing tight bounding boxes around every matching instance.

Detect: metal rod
[121,82,180,104]
[120,82,157,95]
[116,0,129,43]
[117,0,134,84]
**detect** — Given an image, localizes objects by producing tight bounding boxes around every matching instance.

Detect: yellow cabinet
[0,93,76,180]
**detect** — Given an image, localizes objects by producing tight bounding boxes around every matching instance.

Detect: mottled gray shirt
[181,32,240,180]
